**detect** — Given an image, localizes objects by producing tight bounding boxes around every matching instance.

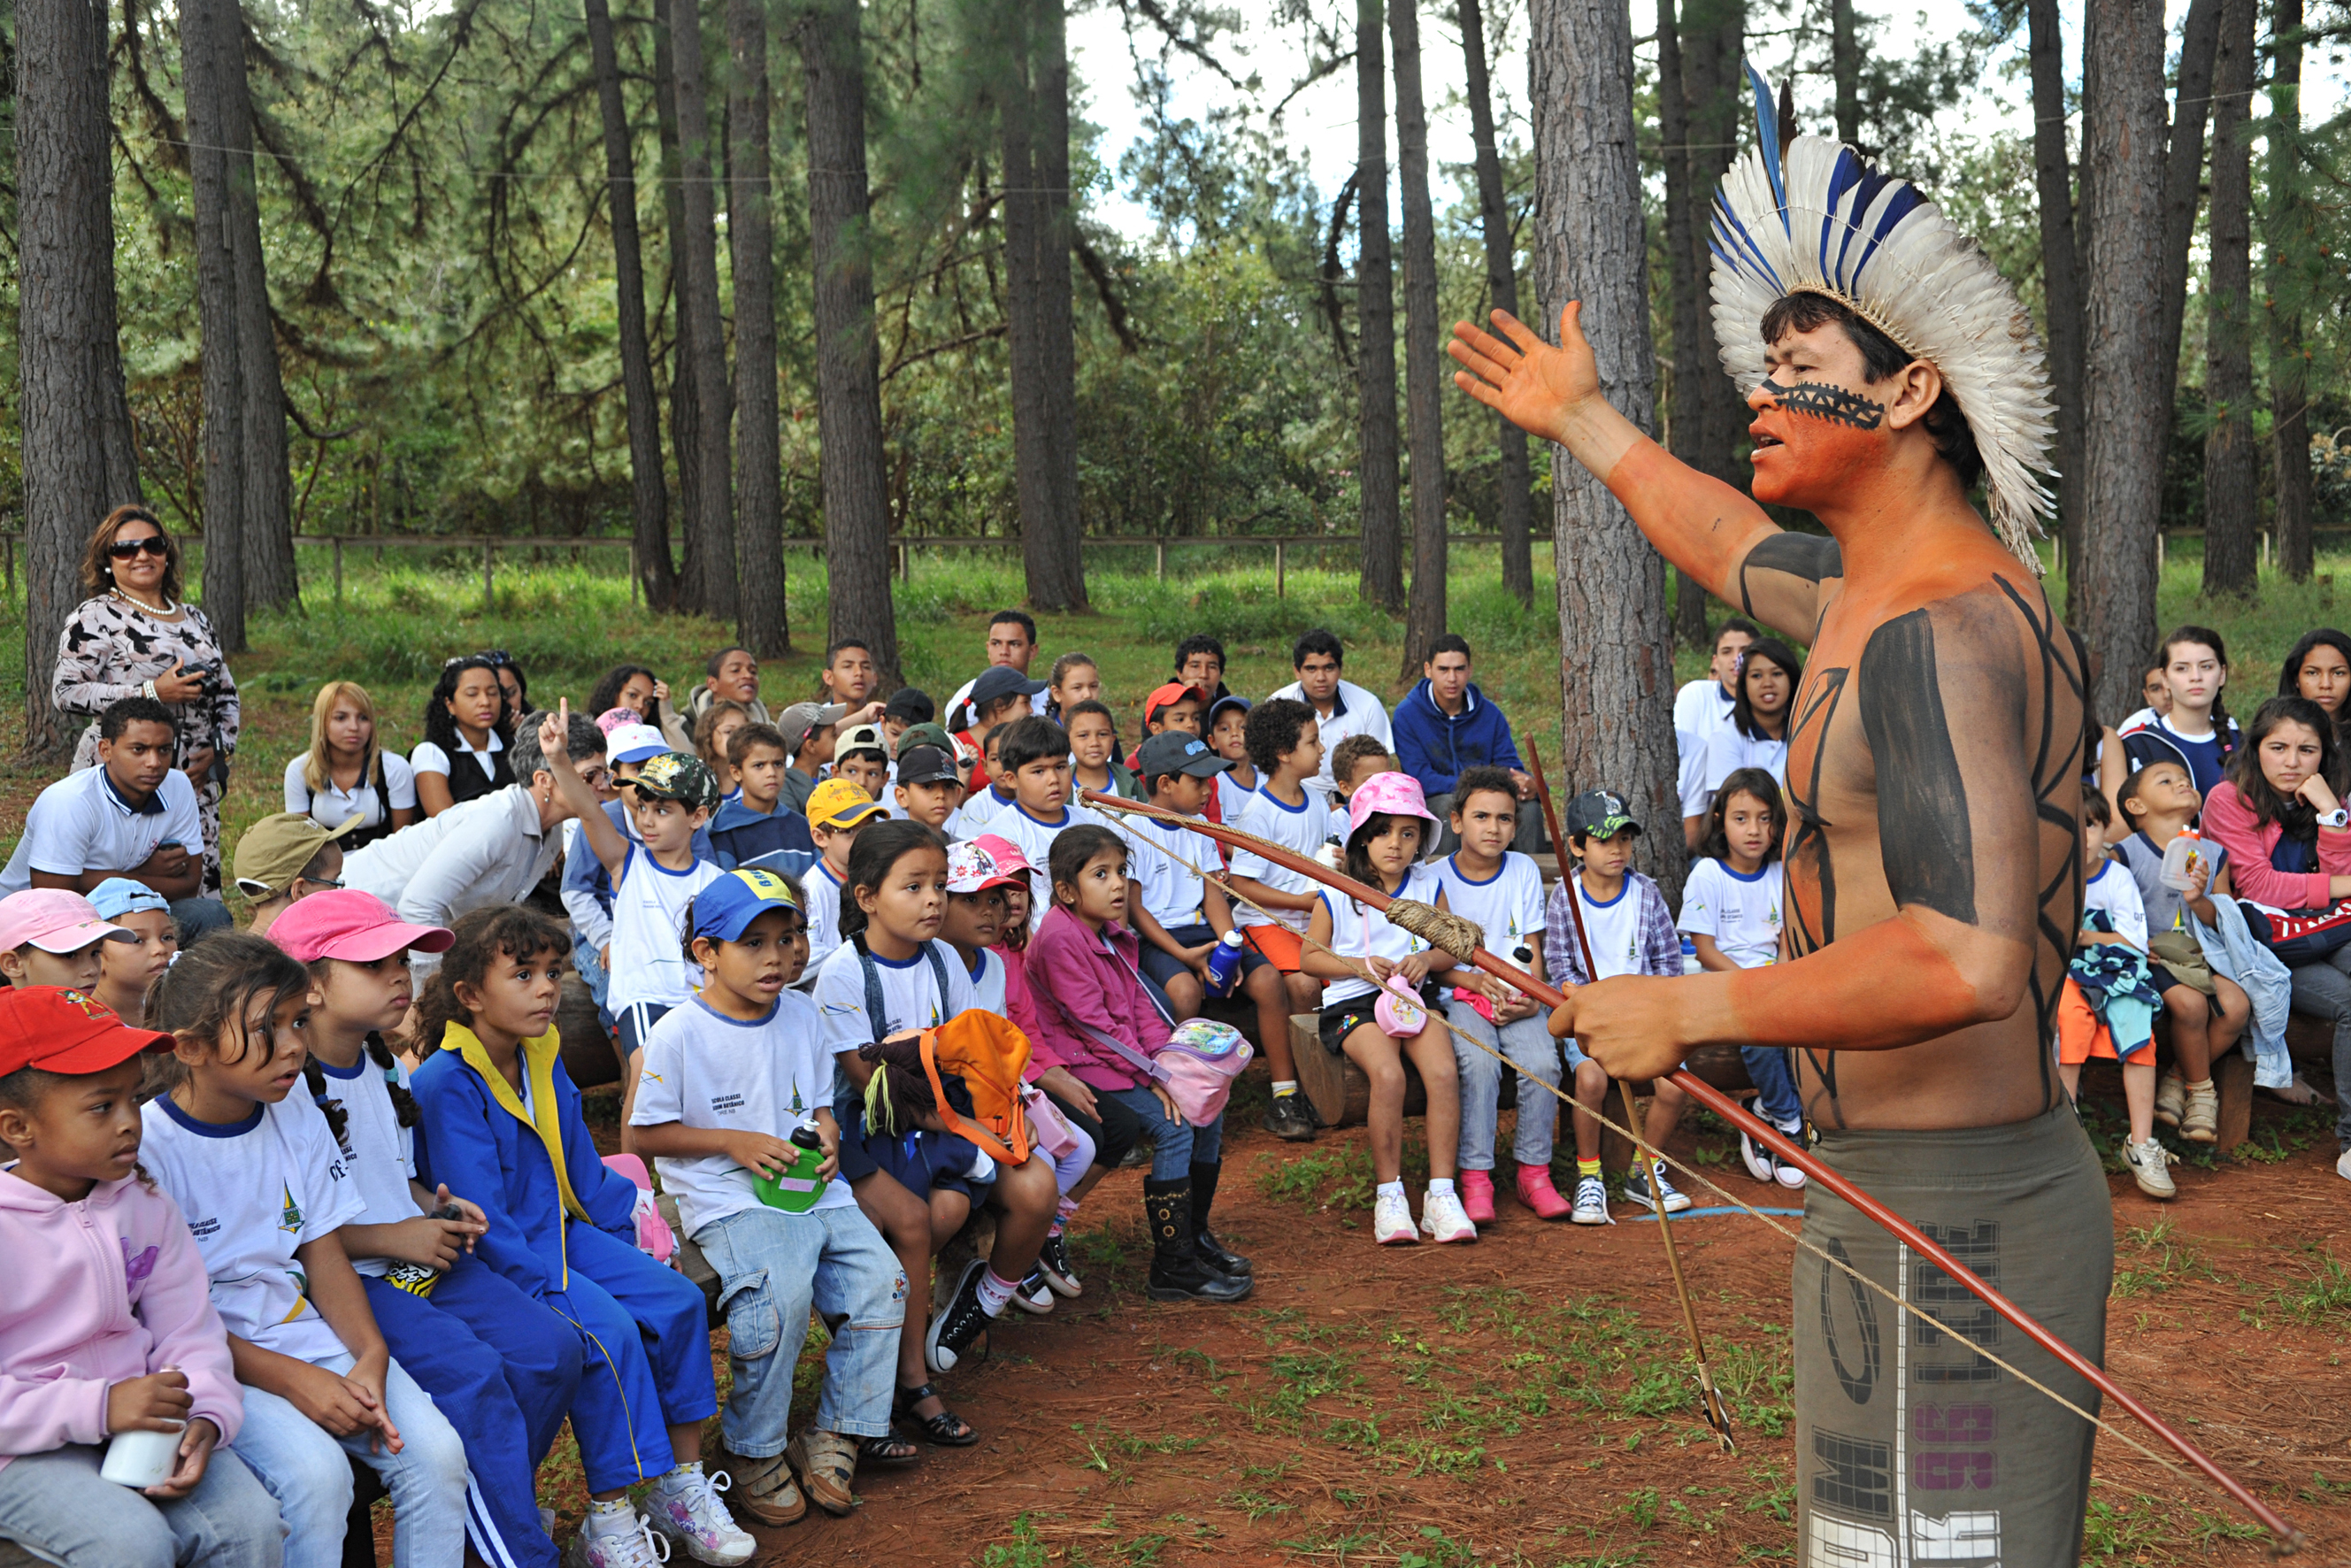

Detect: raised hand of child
[722,1129,799,1179]
[106,1366,194,1435]
[144,1416,220,1500]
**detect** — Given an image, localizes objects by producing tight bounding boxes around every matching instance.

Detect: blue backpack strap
[922,942,954,1021]
[853,935,888,1044]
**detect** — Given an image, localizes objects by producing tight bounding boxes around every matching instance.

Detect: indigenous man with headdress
[1451,70,2103,1565]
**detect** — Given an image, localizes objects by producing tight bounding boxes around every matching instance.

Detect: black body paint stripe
[1738,532,1843,618]
[1770,382,1886,429]
[1856,611,1977,924]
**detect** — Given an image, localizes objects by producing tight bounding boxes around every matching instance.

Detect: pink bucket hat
[1346,770,1441,840]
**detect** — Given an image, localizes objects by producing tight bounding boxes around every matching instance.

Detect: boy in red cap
[0,986,283,1566]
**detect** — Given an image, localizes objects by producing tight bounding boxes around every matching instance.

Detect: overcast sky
[1064,0,2345,242]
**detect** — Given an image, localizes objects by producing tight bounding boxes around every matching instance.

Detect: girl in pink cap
[1301,772,1485,1246]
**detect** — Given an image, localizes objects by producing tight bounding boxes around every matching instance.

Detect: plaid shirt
[1543,871,1682,986]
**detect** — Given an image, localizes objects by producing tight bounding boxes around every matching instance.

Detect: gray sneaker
[2124,1136,2177,1200]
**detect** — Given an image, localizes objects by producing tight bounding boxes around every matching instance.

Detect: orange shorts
[1241,924,1305,972]
[2055,977,2129,1065]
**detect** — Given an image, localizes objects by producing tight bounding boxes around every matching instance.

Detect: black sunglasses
[107,535,170,559]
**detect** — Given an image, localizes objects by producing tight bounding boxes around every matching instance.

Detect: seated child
[1433,767,1566,1222]
[1046,656,1120,757]
[881,688,934,749]
[2112,760,2250,1144]
[708,722,817,878]
[893,745,968,833]
[1205,696,1256,818]
[832,723,892,805]
[0,985,283,1568]
[987,718,1095,927]
[951,670,1045,761]
[694,700,753,802]
[1677,769,1806,1189]
[143,934,472,1568]
[774,699,845,819]
[1025,826,1249,1302]
[1545,789,1691,1222]
[274,891,586,1568]
[2063,788,2174,1200]
[802,779,887,979]
[1225,698,1331,1141]
[1066,700,1141,801]
[630,871,910,1520]
[950,722,1021,837]
[1129,682,1206,768]
[0,888,138,992]
[1303,775,1474,1246]
[88,880,180,1026]
[409,906,750,1568]
[1328,734,1395,810]
[811,822,1059,1439]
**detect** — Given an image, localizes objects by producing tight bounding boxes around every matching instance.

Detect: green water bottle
[751,1122,828,1213]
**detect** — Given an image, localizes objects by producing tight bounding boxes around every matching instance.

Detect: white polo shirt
[0,765,204,895]
[1268,678,1393,802]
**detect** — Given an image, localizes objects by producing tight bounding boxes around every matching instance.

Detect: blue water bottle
[1205,930,1248,996]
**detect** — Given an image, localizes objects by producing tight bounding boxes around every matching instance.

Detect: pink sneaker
[1457,1169,1496,1223]
[1515,1165,1571,1221]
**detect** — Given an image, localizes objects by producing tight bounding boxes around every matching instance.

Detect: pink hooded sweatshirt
[0,1169,242,1472]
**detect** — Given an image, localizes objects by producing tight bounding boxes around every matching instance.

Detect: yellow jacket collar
[439,1023,589,1224]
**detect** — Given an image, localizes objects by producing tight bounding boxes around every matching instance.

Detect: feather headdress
[1707,63,2055,571]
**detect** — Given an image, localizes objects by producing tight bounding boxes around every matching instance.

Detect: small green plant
[2263,1251,2351,1325]
[981,1514,1050,1568]
[1622,1487,1662,1530]
[1254,1144,1379,1211]
[1397,1525,1480,1568]
[2110,1216,2217,1297]
[2078,1495,2170,1558]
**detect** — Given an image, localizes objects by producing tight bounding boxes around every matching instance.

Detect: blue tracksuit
[1391,679,1525,799]
[707,796,817,879]
[411,1026,716,1493]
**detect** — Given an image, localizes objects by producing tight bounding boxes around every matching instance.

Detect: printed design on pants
[1819,1236,1881,1404]
[1911,1222,2001,1384]
[1909,1509,2001,1560]
[1912,1404,1996,1492]
[1812,1427,1894,1518]
[1807,1511,1898,1566]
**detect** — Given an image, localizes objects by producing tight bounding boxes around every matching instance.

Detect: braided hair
[299,949,423,1142]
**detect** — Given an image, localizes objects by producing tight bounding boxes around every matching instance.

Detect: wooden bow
[1076,786,2304,1551]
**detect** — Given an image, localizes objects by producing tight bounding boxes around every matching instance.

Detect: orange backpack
[919,1009,1034,1165]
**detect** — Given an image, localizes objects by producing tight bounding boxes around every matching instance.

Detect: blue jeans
[573,935,614,1029]
[1742,1045,1803,1131]
[0,1440,283,1568]
[1443,997,1560,1169]
[1102,1085,1222,1180]
[229,1354,469,1568]
[693,1204,905,1451]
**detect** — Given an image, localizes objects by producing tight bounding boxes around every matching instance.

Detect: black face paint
[1771,382,1887,430]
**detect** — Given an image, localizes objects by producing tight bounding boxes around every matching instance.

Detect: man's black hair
[1292,628,1345,669]
[996,716,1069,776]
[1173,634,1226,673]
[101,696,177,742]
[989,609,1039,644]
[704,644,752,679]
[1717,617,1762,647]
[1758,292,1982,490]
[1243,696,1317,776]
[1427,634,1472,662]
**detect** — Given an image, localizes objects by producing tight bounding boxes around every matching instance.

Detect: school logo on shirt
[278,1183,304,1235]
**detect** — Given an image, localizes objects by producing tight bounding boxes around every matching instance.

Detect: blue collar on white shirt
[99,769,166,818]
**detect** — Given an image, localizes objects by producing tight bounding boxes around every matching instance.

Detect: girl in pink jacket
[0,985,280,1568]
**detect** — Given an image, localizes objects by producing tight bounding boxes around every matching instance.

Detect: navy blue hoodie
[1392,678,1524,797]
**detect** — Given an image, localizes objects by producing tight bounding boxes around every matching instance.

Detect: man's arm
[30,849,200,902]
[1449,304,1830,642]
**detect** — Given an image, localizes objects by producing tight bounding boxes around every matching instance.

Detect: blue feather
[1745,59,1786,228]
[1711,192,1783,292]
[1848,183,1927,289]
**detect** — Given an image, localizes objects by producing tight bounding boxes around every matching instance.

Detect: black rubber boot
[1189,1160,1252,1276]
[1144,1178,1252,1303]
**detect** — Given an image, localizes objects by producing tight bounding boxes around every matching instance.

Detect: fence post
[1275,539,1286,598]
[333,538,344,602]
[482,541,495,614]
[1155,540,1165,581]
[2156,531,2165,573]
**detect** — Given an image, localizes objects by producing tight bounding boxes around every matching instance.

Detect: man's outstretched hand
[1448,304,1602,446]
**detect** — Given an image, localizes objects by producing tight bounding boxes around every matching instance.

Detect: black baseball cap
[1566,788,1640,841]
[895,745,962,788]
[967,665,1048,708]
[885,688,935,725]
[1135,731,1233,782]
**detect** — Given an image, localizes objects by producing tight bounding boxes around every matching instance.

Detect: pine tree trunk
[728,0,787,654]
[1029,0,1086,611]
[2029,0,2087,615]
[1392,0,1448,676]
[1355,0,1403,611]
[2078,0,2170,721]
[181,0,247,652]
[2202,0,2258,598]
[19,0,142,756]
[655,0,704,611]
[213,5,295,613]
[668,0,739,623]
[799,0,900,685]
[1527,0,1683,903]
[1000,0,1082,613]
[2154,0,2223,488]
[1831,0,1860,144]
[2267,0,2310,580]
[586,0,676,610]
[1457,0,1533,605]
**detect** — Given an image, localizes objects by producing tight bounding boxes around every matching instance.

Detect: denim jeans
[1443,997,1561,1169]
[0,1440,283,1568]
[1741,1045,1804,1131]
[693,1203,905,1451]
[229,1354,469,1568]
[2286,947,2351,1151]
[1102,1085,1222,1180]
[572,934,614,1028]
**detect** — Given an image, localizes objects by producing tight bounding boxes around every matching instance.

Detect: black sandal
[860,1430,921,1468]
[894,1381,980,1447]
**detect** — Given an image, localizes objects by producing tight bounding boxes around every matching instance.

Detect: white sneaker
[2336,1146,2350,1183]
[2154,1070,2186,1128]
[1373,1188,1418,1244]
[1773,1154,1807,1190]
[1570,1175,1610,1225]
[1420,1188,1479,1243]
[2124,1137,2177,1201]
[644,1465,755,1565]
[565,1512,670,1568]
[1739,1131,1778,1184]
[1011,1266,1056,1315]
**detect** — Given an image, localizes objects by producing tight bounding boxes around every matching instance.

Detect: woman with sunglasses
[51,504,241,895]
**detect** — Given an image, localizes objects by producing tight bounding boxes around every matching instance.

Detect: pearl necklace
[110,587,179,616]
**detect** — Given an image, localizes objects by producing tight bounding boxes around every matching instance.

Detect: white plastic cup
[99,1424,183,1488]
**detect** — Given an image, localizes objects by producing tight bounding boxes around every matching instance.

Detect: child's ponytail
[858,1034,942,1136]
[303,1058,353,1143]
[368,1033,421,1128]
